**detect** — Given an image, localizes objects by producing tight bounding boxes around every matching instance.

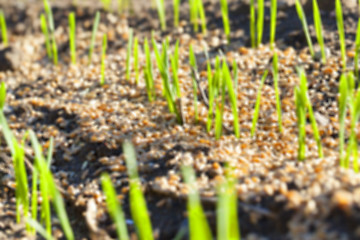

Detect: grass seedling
[223,61,240,138]
[68,12,76,64]
[123,140,154,240]
[251,70,269,137]
[43,0,58,65]
[173,0,180,27]
[206,60,214,133]
[295,0,314,58]
[189,0,199,32]
[220,0,230,42]
[270,0,277,50]
[181,165,213,240]
[297,68,323,158]
[101,173,129,240]
[40,14,52,59]
[197,0,207,35]
[133,36,139,84]
[26,218,54,240]
[339,73,348,167]
[249,0,256,48]
[294,86,306,161]
[155,0,166,31]
[335,0,346,70]
[257,0,265,47]
[216,165,240,240]
[232,60,238,99]
[143,38,155,102]
[313,0,326,63]
[88,11,100,65]
[100,34,107,86]
[354,18,360,78]
[126,29,133,81]
[170,40,181,98]
[189,45,199,123]
[273,52,282,133]
[0,10,8,47]
[30,130,74,240]
[215,60,226,140]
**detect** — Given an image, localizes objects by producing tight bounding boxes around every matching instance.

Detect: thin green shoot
[0,10,8,47]
[25,218,54,240]
[88,11,100,65]
[223,61,240,138]
[313,0,326,63]
[100,34,107,86]
[270,0,277,50]
[101,173,129,240]
[232,60,238,99]
[338,73,348,167]
[295,0,314,58]
[251,70,269,137]
[294,86,306,161]
[220,0,230,42]
[189,0,199,32]
[189,45,199,123]
[68,12,76,64]
[181,165,212,240]
[155,0,166,31]
[216,165,240,240]
[170,40,181,98]
[31,168,38,234]
[173,0,180,27]
[51,35,58,65]
[273,52,283,133]
[126,29,133,81]
[249,0,256,48]
[133,36,139,84]
[46,137,54,169]
[123,140,154,240]
[30,130,74,240]
[297,68,323,158]
[43,0,58,65]
[257,0,265,47]
[335,0,346,70]
[40,14,52,59]
[0,81,6,110]
[215,61,226,140]
[144,38,155,102]
[197,0,207,35]
[206,61,214,133]
[354,18,360,79]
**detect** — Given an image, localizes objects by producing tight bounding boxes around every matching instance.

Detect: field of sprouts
[1,0,360,239]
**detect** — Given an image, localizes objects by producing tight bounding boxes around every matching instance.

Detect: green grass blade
[339,73,348,167]
[355,18,360,79]
[189,0,198,32]
[206,62,214,133]
[144,38,155,102]
[46,137,54,169]
[88,11,100,65]
[0,81,6,110]
[251,70,268,137]
[273,52,282,133]
[26,218,54,240]
[295,87,306,161]
[40,14,52,59]
[155,0,166,30]
[181,165,212,240]
[134,37,139,84]
[100,34,107,86]
[216,165,240,240]
[257,0,265,46]
[220,0,230,42]
[249,0,256,48]
[313,0,326,63]
[295,0,314,57]
[197,0,207,35]
[126,29,133,81]
[189,45,198,123]
[68,12,76,64]
[270,0,277,49]
[123,141,153,240]
[223,61,239,138]
[173,0,180,27]
[101,173,129,240]
[0,10,8,47]
[335,0,346,70]
[232,60,238,99]
[31,168,38,234]
[298,68,323,158]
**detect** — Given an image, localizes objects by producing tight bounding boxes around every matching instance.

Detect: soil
[0,0,360,239]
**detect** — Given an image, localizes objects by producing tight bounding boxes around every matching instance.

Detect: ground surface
[0,0,360,239]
